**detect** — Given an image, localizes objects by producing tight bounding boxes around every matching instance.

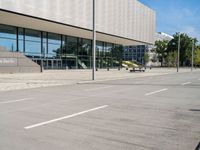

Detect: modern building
[123,32,173,66]
[0,0,155,72]
[155,32,173,41]
[123,45,148,64]
[147,32,173,66]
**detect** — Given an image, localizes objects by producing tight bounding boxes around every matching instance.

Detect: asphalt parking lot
[0,71,200,150]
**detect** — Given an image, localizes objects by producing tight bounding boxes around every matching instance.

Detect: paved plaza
[0,68,198,92]
[0,68,200,150]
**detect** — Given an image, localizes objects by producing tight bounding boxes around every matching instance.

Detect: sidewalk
[0,68,199,92]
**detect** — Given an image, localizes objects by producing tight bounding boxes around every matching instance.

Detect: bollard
[40,61,43,73]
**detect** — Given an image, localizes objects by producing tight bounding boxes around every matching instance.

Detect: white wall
[0,0,155,44]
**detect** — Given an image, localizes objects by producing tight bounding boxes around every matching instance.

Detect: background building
[147,32,173,66]
[155,32,174,41]
[123,45,148,64]
[123,32,173,66]
[0,0,155,72]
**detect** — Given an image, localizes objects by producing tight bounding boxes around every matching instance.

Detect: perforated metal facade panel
[0,0,155,44]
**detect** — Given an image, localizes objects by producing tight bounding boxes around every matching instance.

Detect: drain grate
[195,142,200,150]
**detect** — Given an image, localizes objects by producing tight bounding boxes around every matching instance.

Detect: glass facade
[25,29,42,57]
[47,33,61,58]
[0,25,17,52]
[123,45,147,64]
[0,24,123,69]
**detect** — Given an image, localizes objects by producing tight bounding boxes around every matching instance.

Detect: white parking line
[85,86,113,91]
[145,88,168,96]
[0,98,34,104]
[24,105,109,129]
[181,82,191,86]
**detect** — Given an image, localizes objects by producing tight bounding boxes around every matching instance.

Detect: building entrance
[32,58,63,70]
[65,57,78,69]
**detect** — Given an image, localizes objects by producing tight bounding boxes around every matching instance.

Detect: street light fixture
[92,0,96,80]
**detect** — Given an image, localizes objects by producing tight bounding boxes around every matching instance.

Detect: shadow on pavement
[189,109,200,112]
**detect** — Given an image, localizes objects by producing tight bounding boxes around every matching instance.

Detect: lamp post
[191,39,194,71]
[92,0,96,80]
[177,33,180,72]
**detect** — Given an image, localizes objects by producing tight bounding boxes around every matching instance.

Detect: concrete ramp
[0,47,41,73]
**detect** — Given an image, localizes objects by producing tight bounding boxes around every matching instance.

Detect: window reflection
[105,43,112,57]
[78,38,91,56]
[48,33,61,58]
[0,24,123,69]
[0,38,16,52]
[0,24,16,39]
[0,24,16,51]
[66,36,78,55]
[42,32,48,58]
[18,28,24,53]
[25,29,41,57]
[96,41,104,57]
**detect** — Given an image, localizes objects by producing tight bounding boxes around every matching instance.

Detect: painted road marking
[24,105,109,129]
[85,86,113,91]
[181,82,191,86]
[0,98,34,104]
[145,88,168,96]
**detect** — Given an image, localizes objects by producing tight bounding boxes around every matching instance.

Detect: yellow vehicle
[122,61,139,68]
[122,61,145,72]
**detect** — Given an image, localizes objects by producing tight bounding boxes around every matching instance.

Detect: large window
[25,29,41,57]
[0,24,123,69]
[48,33,61,58]
[96,41,104,57]
[82,39,92,56]
[78,38,91,56]
[0,24,17,52]
[105,43,112,57]
[112,44,123,67]
[42,32,48,58]
[66,36,78,55]
[18,28,24,53]
[112,44,123,59]
[78,38,92,69]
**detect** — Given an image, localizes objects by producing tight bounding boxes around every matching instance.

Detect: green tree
[152,40,168,67]
[151,54,158,63]
[167,33,198,66]
[165,51,177,67]
[111,45,123,67]
[143,52,149,65]
[194,46,200,66]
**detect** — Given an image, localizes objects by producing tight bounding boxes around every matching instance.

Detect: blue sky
[139,0,200,42]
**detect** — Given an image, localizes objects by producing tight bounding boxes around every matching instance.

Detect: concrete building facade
[0,0,155,71]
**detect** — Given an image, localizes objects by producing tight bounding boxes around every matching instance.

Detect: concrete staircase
[0,47,41,73]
